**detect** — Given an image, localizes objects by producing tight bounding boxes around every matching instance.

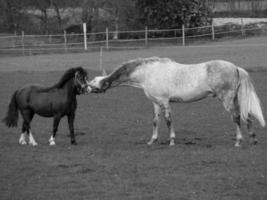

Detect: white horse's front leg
[163,104,175,146]
[147,103,161,145]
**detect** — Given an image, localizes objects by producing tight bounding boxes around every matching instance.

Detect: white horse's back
[130,58,238,102]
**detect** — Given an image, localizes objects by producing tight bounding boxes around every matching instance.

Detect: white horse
[88,57,265,147]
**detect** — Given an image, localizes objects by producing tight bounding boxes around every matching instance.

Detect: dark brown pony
[3,67,90,146]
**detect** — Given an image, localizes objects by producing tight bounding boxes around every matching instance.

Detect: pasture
[0,37,267,199]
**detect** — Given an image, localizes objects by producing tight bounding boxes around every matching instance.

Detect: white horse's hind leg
[28,131,38,146]
[163,103,176,146]
[247,114,257,145]
[230,101,244,147]
[147,103,161,145]
[19,133,27,145]
[233,116,243,147]
[220,90,243,147]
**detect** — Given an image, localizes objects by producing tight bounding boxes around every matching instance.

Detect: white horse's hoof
[169,142,175,146]
[169,139,175,146]
[234,142,241,147]
[29,142,38,146]
[147,138,157,146]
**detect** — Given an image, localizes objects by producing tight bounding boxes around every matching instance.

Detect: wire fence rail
[0,21,267,56]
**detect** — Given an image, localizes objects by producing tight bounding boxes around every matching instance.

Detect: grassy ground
[0,37,267,200]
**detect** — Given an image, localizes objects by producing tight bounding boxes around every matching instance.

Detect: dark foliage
[136,0,212,29]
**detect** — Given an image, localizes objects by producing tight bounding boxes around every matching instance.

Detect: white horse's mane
[108,56,174,77]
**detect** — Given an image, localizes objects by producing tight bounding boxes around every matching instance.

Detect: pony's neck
[63,78,77,96]
[42,74,77,93]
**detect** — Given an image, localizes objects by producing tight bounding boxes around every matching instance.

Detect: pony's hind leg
[21,110,37,146]
[49,116,61,146]
[247,114,257,145]
[147,103,161,145]
[20,117,28,145]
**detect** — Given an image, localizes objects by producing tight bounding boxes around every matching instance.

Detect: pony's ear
[75,71,81,79]
[102,68,107,76]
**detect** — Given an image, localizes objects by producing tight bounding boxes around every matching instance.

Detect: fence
[0,20,267,56]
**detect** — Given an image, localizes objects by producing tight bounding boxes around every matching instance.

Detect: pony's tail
[2,91,19,127]
[237,67,265,127]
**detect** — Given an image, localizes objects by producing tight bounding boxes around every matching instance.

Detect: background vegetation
[2,0,265,35]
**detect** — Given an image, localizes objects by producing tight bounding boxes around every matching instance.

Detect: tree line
[0,0,211,34]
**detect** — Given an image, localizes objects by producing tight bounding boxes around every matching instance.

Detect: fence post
[63,30,67,53]
[241,18,246,37]
[83,23,88,51]
[145,26,148,47]
[182,25,185,46]
[99,47,103,72]
[49,34,52,43]
[21,31,25,56]
[211,23,215,40]
[105,27,109,50]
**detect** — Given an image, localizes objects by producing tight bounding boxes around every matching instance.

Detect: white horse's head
[88,75,109,93]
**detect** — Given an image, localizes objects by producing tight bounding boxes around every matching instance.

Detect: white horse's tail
[237,67,265,127]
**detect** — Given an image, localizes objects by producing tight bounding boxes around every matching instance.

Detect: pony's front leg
[163,104,176,146]
[67,113,77,145]
[147,103,161,145]
[49,116,61,146]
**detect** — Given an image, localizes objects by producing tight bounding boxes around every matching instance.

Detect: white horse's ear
[102,68,107,76]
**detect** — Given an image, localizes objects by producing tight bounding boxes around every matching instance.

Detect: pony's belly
[33,105,54,117]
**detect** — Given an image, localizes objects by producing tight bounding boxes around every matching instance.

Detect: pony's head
[73,67,91,94]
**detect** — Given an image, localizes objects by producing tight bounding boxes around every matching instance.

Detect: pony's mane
[55,66,87,88]
[39,67,87,92]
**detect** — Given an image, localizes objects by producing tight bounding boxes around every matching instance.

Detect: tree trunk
[53,2,62,31]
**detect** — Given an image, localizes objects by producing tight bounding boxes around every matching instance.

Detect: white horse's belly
[135,62,211,103]
[170,87,211,102]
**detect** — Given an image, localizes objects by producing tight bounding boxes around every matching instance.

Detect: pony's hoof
[49,137,56,146]
[71,141,77,145]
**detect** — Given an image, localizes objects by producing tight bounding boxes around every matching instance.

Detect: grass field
[0,37,267,199]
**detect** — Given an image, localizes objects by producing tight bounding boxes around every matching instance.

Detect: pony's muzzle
[84,85,92,93]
